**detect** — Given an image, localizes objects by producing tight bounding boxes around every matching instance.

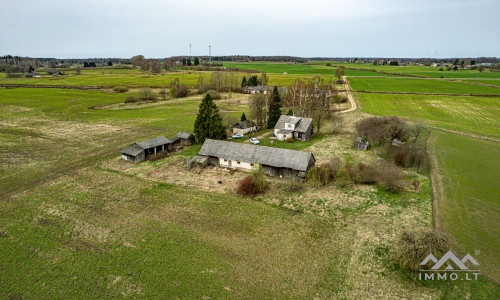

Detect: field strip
[427,131,443,231]
[0,84,103,90]
[353,90,500,97]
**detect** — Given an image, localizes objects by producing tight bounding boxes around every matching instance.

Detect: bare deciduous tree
[249,93,268,127]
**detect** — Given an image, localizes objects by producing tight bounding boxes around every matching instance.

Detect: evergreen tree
[107,61,113,66]
[194,57,199,66]
[241,113,247,121]
[267,86,282,129]
[194,94,226,143]
[286,108,294,116]
[248,75,260,86]
[182,58,187,66]
[187,58,192,66]
[241,76,247,88]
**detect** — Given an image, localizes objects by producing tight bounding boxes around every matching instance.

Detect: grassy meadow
[1,59,500,298]
[348,77,500,95]
[428,131,500,282]
[356,93,500,139]
[2,86,499,297]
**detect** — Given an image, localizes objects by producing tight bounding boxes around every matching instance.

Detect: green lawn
[356,93,500,138]
[349,77,500,95]
[1,86,499,297]
[428,131,500,282]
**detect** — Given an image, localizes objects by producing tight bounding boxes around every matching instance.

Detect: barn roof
[232,120,256,129]
[134,136,171,149]
[122,146,143,156]
[170,132,194,143]
[274,115,313,133]
[198,139,315,172]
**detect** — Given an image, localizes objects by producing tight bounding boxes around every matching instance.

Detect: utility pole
[189,43,192,58]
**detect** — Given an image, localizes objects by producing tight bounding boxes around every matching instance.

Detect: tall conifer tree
[267,86,282,129]
[194,94,226,143]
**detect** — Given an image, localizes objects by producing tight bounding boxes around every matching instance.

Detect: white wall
[219,157,258,171]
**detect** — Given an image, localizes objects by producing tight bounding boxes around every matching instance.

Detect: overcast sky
[1,0,499,58]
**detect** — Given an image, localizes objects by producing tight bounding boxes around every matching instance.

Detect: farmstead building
[274,115,314,142]
[121,136,172,163]
[195,139,315,178]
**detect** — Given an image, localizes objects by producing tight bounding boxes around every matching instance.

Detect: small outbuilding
[121,136,172,163]
[232,120,259,134]
[25,72,41,78]
[354,137,369,150]
[170,132,195,146]
[392,138,403,148]
[47,69,62,75]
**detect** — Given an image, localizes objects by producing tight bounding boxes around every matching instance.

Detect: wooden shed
[121,136,172,163]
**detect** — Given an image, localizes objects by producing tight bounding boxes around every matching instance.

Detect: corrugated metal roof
[198,139,315,172]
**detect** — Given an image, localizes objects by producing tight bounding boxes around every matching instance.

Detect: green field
[2,86,499,297]
[428,131,500,282]
[0,72,337,88]
[463,79,500,87]
[356,93,500,138]
[223,62,396,77]
[328,62,500,79]
[349,77,500,95]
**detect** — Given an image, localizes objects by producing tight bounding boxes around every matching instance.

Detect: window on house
[237,161,240,164]
[223,159,227,162]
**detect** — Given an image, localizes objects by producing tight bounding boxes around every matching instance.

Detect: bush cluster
[170,84,189,98]
[113,86,129,93]
[138,88,157,100]
[146,151,170,161]
[394,230,448,271]
[306,157,406,192]
[236,170,268,197]
[124,95,137,103]
[356,116,411,145]
[206,90,221,100]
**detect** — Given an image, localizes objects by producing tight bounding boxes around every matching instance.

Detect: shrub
[207,90,221,100]
[159,89,168,100]
[341,96,348,103]
[146,151,170,161]
[356,163,378,184]
[285,177,304,192]
[335,168,352,188]
[356,116,411,145]
[375,161,405,192]
[124,95,138,103]
[138,88,156,100]
[113,86,129,93]
[306,166,320,187]
[394,230,448,271]
[172,84,189,98]
[393,144,428,169]
[236,170,267,197]
[286,138,295,143]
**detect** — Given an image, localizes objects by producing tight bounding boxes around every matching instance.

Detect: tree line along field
[348,77,500,95]
[2,86,499,297]
[225,61,500,79]
[428,131,500,282]
[356,93,500,139]
[0,72,337,88]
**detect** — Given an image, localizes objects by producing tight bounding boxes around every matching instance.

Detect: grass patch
[429,131,500,282]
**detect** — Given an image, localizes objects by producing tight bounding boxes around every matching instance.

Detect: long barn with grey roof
[121,136,172,163]
[196,139,315,178]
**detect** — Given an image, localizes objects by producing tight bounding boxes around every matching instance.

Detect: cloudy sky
[1,0,499,58]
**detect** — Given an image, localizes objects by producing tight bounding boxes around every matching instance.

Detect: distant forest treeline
[1,54,498,73]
